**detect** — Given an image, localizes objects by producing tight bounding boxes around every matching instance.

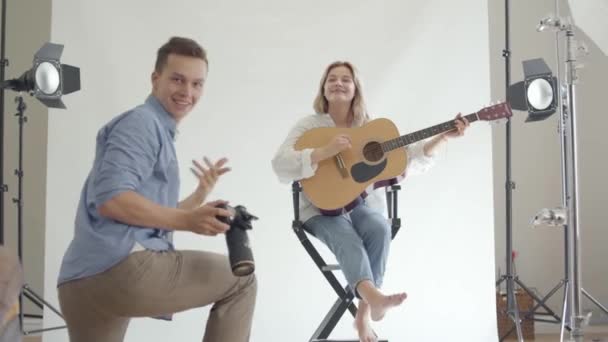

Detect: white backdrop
[44,1,498,341]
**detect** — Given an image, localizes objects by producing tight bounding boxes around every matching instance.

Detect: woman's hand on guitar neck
[311,134,352,164]
[423,113,469,156]
[443,113,470,139]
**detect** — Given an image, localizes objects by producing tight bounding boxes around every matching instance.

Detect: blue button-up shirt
[58,95,180,285]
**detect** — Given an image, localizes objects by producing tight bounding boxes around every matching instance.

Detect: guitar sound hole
[362,141,384,162]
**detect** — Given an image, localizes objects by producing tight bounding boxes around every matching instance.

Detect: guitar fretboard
[381,112,478,152]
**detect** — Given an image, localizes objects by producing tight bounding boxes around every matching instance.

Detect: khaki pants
[58,250,256,342]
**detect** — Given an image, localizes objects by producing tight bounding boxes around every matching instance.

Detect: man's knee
[242,273,257,297]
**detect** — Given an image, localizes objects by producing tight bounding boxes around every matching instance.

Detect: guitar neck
[382,112,478,151]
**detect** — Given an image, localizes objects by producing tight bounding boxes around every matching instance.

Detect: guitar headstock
[476,102,513,121]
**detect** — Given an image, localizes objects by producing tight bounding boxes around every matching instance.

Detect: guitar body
[295,118,408,210]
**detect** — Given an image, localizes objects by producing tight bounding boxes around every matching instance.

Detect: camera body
[217,205,257,277]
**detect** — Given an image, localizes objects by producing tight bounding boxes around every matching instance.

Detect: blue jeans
[304,203,391,292]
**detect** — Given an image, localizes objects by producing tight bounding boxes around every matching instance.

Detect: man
[57,37,256,342]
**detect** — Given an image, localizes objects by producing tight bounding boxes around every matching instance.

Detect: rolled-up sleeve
[271,116,319,183]
[94,112,160,207]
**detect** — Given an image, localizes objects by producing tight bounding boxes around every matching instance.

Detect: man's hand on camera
[187,200,231,236]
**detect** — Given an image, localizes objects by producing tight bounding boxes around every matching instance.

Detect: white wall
[44,1,497,341]
[489,0,608,330]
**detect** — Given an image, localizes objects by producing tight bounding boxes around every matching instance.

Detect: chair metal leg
[292,181,402,342]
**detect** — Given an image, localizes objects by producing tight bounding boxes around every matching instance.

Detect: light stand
[501,57,570,340]
[564,26,585,340]
[562,1,608,340]
[0,40,80,335]
[528,7,608,342]
[554,18,608,342]
[494,2,523,338]
[13,95,66,334]
[539,18,593,342]
[495,1,566,341]
[0,0,7,246]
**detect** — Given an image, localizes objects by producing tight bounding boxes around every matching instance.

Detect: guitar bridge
[334,154,349,179]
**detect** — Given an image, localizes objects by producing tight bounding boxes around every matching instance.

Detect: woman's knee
[364,219,391,245]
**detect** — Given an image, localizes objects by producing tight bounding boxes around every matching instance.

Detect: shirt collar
[145,95,177,138]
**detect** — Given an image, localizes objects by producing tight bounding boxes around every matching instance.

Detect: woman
[272,61,468,342]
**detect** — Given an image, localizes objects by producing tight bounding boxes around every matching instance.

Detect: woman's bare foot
[354,319,378,342]
[368,292,407,321]
[356,280,407,322]
[354,301,378,342]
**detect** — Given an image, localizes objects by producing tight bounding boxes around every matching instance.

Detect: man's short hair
[154,36,208,73]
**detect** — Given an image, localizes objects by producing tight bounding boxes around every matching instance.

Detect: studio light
[507,58,558,122]
[1,42,80,108]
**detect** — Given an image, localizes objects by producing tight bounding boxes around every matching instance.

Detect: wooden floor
[21,328,608,342]
[21,334,608,342]
[506,334,608,341]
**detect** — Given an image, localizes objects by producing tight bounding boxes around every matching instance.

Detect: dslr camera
[216,204,257,277]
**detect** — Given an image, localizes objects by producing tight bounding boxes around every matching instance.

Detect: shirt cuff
[406,141,437,174]
[300,148,318,179]
[411,141,435,162]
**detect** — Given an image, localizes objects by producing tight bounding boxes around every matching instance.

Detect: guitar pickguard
[351,159,387,183]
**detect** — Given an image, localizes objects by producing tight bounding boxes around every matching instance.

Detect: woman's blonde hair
[312,61,369,127]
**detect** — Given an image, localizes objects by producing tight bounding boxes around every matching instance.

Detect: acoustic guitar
[294,102,513,210]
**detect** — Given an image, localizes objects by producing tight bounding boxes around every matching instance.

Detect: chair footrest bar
[321,264,341,271]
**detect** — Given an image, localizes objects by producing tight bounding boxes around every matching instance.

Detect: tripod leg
[520,279,565,324]
[510,292,524,342]
[500,278,524,342]
[582,288,608,316]
[22,289,43,311]
[25,325,68,335]
[23,285,64,318]
[510,312,524,342]
[496,275,506,288]
[515,278,562,322]
[19,285,66,335]
[560,281,569,342]
[18,290,24,337]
